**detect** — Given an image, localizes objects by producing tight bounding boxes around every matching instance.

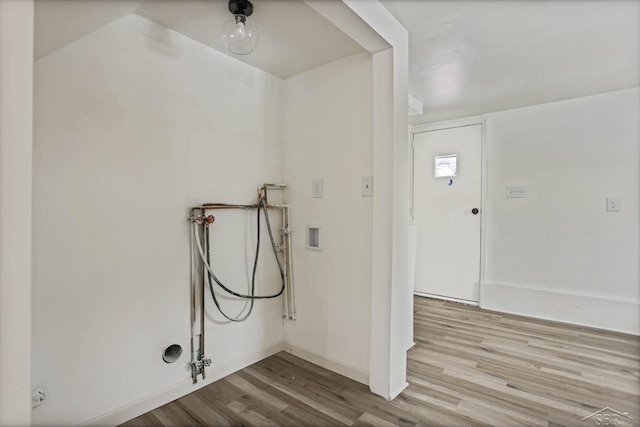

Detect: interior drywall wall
[0,1,33,425]
[32,14,284,425]
[305,1,411,398]
[482,87,639,334]
[282,52,374,382]
[336,0,410,399]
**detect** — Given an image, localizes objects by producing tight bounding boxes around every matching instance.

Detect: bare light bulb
[236,20,246,40]
[223,14,258,55]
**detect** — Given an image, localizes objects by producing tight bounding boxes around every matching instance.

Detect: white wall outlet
[606,197,620,212]
[362,176,373,197]
[312,179,323,198]
[506,185,526,198]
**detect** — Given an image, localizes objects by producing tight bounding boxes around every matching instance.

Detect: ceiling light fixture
[222,0,258,55]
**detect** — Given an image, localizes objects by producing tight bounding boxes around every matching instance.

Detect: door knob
[471,208,479,215]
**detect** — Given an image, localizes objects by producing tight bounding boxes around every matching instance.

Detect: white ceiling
[34,0,639,121]
[381,0,640,123]
[34,0,364,78]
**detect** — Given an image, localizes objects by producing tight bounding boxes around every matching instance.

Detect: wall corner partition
[305,0,410,400]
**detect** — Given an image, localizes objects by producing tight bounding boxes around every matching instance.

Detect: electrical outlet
[312,179,323,198]
[606,197,620,212]
[32,386,46,408]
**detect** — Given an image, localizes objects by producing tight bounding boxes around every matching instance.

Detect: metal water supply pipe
[187,184,295,383]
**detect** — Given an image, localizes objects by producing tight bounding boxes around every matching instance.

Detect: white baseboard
[369,377,408,401]
[414,291,479,306]
[282,342,369,386]
[480,282,640,335]
[81,341,285,427]
[389,381,409,400]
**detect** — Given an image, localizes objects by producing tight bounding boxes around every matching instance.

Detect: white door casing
[412,124,482,302]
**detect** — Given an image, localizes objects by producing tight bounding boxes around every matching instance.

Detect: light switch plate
[606,197,620,212]
[312,179,323,198]
[362,176,373,197]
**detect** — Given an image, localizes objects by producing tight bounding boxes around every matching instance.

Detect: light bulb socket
[228,0,253,17]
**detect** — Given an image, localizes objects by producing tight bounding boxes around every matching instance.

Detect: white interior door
[412,124,482,302]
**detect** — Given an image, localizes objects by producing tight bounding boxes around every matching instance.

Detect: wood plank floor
[122,297,640,426]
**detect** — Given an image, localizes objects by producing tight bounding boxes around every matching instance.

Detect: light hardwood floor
[122,297,640,426]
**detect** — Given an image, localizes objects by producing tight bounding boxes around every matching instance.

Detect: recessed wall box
[306,225,322,251]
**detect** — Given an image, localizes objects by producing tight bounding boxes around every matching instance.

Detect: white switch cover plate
[362,176,373,197]
[606,197,620,212]
[506,185,526,198]
[312,179,323,198]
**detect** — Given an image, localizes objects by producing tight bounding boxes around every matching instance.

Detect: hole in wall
[162,344,182,363]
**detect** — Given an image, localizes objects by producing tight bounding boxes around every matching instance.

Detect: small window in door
[434,154,457,178]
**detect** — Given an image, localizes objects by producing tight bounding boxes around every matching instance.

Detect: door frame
[410,115,489,300]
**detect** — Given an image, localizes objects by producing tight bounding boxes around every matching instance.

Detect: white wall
[32,15,285,425]
[304,1,410,398]
[282,52,373,383]
[481,88,639,334]
[342,0,410,399]
[0,1,33,425]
